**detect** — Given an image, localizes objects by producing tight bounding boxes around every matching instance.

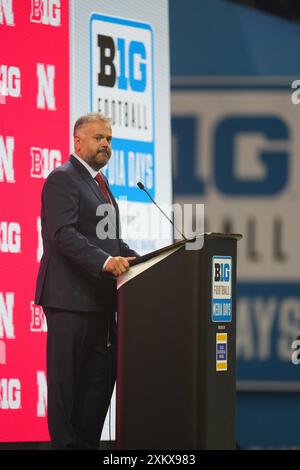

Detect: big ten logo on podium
[214,259,231,283]
[30,0,61,26]
[212,256,232,323]
[30,147,61,178]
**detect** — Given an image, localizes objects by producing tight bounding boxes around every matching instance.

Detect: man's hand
[104,256,136,277]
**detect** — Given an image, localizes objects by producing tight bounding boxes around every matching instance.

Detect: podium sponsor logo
[212,256,232,322]
[0,0,14,26]
[216,333,228,372]
[90,14,155,201]
[30,0,61,26]
[0,378,21,409]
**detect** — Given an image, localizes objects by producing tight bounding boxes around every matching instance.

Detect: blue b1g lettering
[97,34,147,92]
[212,257,232,323]
[214,262,230,282]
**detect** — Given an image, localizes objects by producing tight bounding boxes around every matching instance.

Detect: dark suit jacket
[35,155,137,312]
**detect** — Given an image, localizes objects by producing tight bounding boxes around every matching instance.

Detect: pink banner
[0,0,69,441]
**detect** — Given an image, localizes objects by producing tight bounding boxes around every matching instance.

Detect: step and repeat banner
[0,0,69,441]
[0,0,171,442]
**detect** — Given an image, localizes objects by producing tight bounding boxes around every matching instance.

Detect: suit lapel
[69,155,118,231]
[102,174,117,208]
[69,155,107,204]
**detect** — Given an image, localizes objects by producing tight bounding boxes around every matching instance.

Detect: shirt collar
[72,153,101,180]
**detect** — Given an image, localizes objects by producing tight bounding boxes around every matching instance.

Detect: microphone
[137,181,187,240]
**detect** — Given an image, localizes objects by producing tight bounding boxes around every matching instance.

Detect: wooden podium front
[116,233,241,450]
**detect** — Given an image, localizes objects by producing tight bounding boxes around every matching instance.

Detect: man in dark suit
[35,112,138,450]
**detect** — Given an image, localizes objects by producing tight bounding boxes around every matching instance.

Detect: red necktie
[95,173,111,203]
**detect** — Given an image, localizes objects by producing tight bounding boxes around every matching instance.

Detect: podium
[116,233,241,450]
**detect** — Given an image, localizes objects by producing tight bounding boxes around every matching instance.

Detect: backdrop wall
[170,0,300,448]
[0,0,171,442]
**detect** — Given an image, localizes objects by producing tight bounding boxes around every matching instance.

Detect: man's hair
[73,112,112,136]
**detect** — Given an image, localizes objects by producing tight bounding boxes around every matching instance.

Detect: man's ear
[74,135,80,150]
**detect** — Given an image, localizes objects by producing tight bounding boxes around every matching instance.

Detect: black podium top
[130,232,242,266]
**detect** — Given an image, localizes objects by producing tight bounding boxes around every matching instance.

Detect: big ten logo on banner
[0,221,21,253]
[0,378,21,410]
[0,65,21,99]
[90,14,154,201]
[212,256,232,323]
[0,0,68,441]
[30,0,61,26]
[172,89,300,384]
[30,147,61,178]
[30,302,47,332]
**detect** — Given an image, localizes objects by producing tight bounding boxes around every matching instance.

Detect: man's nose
[101,137,109,146]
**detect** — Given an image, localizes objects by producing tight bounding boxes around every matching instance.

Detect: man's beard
[88,150,110,170]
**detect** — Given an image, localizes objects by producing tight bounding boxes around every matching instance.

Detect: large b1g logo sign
[90,14,154,142]
[97,34,146,92]
[90,14,155,202]
[172,114,289,197]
